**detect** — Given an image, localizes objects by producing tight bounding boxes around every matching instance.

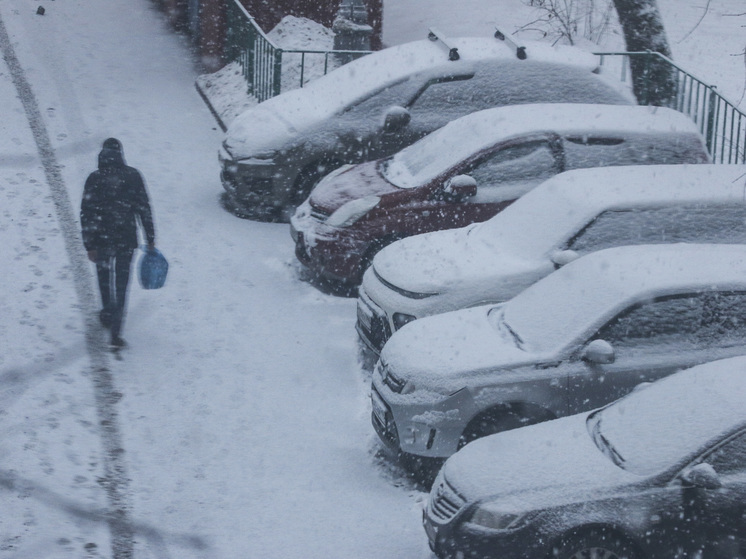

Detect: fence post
[273,48,283,97]
[642,50,651,105]
[247,23,256,97]
[705,86,717,158]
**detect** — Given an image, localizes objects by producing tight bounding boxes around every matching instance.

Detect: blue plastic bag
[138,246,168,289]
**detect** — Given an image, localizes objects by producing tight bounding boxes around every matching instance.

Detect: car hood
[309,161,401,212]
[381,305,541,393]
[224,89,321,159]
[443,414,639,509]
[373,226,542,297]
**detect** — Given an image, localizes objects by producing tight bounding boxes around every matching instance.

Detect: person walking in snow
[80,138,156,349]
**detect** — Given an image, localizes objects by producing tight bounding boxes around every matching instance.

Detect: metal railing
[225,0,370,102]
[596,51,746,164]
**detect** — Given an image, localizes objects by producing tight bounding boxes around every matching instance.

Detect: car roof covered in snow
[505,243,746,354]
[475,163,746,249]
[387,104,707,188]
[225,37,611,157]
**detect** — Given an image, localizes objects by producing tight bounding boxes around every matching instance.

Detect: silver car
[371,243,746,465]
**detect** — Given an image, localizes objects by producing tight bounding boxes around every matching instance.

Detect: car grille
[382,369,406,393]
[356,296,391,353]
[310,206,331,222]
[428,478,467,523]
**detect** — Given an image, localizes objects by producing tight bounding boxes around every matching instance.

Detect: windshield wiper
[590,416,625,466]
[503,320,524,349]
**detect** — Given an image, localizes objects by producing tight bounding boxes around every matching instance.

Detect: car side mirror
[581,339,615,364]
[441,175,477,202]
[550,249,579,268]
[382,106,411,133]
[681,463,722,490]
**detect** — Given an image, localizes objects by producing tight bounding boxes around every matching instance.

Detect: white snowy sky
[0,0,744,558]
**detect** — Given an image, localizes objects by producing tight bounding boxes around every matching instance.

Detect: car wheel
[291,159,341,207]
[553,528,639,559]
[457,409,526,449]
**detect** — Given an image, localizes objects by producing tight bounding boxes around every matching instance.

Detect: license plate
[371,390,387,427]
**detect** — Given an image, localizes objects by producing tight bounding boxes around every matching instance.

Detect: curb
[194,80,227,132]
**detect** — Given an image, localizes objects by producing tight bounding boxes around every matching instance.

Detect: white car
[424,355,746,559]
[371,243,746,465]
[358,164,746,354]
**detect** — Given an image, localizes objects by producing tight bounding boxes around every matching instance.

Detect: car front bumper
[424,507,550,559]
[219,147,290,213]
[370,377,476,459]
[290,217,370,284]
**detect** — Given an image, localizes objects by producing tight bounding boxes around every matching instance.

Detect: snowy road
[0,1,427,558]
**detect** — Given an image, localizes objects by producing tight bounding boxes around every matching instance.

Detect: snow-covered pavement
[0,1,427,558]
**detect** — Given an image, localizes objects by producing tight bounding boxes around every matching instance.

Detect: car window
[699,292,746,347]
[341,77,421,117]
[466,141,559,202]
[562,136,635,169]
[406,75,477,125]
[705,431,746,475]
[596,294,705,350]
[567,205,746,253]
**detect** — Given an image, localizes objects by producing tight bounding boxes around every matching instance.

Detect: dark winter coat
[80,142,155,251]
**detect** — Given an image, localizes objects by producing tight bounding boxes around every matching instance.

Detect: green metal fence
[225,0,370,103]
[597,51,746,164]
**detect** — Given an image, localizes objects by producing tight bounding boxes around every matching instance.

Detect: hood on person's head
[98,137,126,169]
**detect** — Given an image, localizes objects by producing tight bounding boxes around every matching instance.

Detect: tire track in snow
[0,12,135,559]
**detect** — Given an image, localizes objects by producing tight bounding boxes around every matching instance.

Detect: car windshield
[380,121,490,189]
[586,369,746,476]
[468,179,591,254]
[500,262,628,354]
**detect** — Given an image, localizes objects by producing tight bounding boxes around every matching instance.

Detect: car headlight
[392,312,416,330]
[468,504,528,531]
[326,196,380,228]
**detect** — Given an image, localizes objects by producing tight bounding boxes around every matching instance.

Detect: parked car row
[359,164,746,353]
[220,30,633,218]
[290,103,709,286]
[222,30,746,559]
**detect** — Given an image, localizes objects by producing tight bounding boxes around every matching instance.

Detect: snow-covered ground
[0,0,743,558]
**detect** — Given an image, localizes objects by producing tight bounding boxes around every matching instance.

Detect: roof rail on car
[495,27,527,60]
[427,27,460,61]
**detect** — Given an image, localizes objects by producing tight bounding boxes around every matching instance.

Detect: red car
[290,103,710,287]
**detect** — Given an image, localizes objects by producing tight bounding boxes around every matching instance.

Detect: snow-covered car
[220,31,633,218]
[358,164,746,354]
[291,104,709,287]
[371,243,746,466]
[424,355,746,559]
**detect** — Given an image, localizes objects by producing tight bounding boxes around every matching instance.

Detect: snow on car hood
[373,225,540,297]
[224,88,321,159]
[381,305,540,393]
[443,414,637,509]
[309,161,399,211]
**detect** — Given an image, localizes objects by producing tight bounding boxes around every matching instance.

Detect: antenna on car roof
[494,27,527,60]
[427,27,460,61]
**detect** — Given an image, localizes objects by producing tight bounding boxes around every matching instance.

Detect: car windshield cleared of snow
[586,369,746,476]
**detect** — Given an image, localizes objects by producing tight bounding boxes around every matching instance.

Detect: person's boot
[99,309,113,328]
